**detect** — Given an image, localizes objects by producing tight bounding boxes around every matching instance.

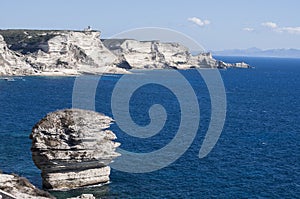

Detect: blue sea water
[0,57,299,198]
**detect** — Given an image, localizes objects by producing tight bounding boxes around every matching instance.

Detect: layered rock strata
[0,29,251,76]
[25,31,125,75]
[0,35,34,75]
[103,39,251,69]
[30,109,120,190]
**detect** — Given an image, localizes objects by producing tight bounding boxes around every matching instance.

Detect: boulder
[30,109,120,190]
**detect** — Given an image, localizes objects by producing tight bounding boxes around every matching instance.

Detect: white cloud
[261,22,278,29]
[280,27,300,34]
[261,21,300,34]
[188,17,210,27]
[243,27,254,32]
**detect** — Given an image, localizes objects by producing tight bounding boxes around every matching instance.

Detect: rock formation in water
[30,109,120,190]
[0,173,54,199]
[0,29,251,76]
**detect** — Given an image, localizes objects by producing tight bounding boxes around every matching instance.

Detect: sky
[0,0,299,50]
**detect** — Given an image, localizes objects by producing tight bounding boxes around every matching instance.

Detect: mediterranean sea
[0,56,299,198]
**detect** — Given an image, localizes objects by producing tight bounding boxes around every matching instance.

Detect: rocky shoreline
[0,29,251,76]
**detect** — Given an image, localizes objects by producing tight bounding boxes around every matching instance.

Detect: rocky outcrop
[30,109,120,190]
[0,35,34,76]
[0,173,54,199]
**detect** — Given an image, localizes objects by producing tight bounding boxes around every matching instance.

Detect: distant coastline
[211,47,300,58]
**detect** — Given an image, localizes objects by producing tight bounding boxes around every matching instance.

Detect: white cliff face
[30,109,120,190]
[104,39,243,69]
[108,39,192,69]
[0,35,34,76]
[0,30,251,76]
[26,31,126,75]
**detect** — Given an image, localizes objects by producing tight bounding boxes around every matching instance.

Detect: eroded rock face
[0,173,54,199]
[0,30,251,76]
[30,109,120,190]
[0,35,34,76]
[25,31,127,75]
[102,39,251,69]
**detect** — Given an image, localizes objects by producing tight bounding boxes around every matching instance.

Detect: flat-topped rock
[30,109,120,190]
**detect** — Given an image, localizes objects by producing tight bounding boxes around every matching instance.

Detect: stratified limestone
[25,31,127,75]
[0,30,251,76]
[103,39,251,69]
[0,35,34,76]
[30,109,120,190]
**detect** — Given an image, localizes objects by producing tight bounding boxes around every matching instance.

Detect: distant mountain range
[211,47,300,58]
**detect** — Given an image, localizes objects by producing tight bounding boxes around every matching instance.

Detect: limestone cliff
[0,35,34,76]
[102,39,251,69]
[0,29,251,76]
[30,109,120,190]
[103,39,191,69]
[25,31,125,75]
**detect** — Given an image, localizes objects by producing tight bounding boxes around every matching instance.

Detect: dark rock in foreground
[30,109,120,190]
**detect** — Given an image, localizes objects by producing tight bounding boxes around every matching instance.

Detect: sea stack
[30,109,120,190]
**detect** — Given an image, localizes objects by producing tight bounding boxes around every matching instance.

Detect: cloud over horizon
[188,17,210,27]
[261,21,300,34]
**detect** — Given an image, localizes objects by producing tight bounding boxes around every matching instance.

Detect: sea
[0,56,299,198]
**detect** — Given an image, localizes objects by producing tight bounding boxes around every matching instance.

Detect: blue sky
[1,0,299,50]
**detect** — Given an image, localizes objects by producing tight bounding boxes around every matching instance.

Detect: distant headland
[212,47,300,58]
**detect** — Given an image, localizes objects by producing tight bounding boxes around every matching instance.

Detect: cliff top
[0,29,100,54]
